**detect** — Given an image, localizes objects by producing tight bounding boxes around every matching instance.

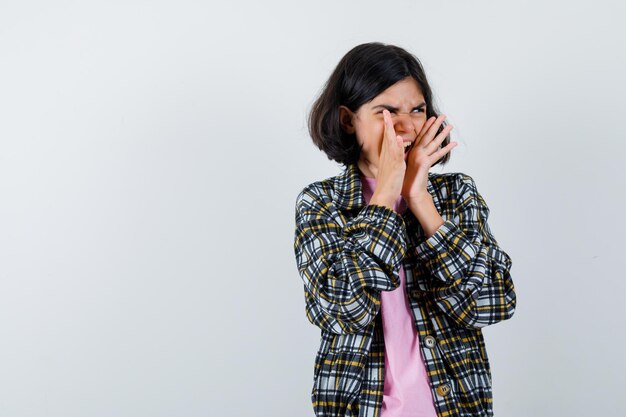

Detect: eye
[376,107,426,115]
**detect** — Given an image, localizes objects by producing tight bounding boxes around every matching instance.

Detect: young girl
[293,42,516,417]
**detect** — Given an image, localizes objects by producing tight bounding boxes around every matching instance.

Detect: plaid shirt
[293,163,517,417]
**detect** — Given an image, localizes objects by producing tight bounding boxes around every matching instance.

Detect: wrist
[407,192,433,208]
[370,193,396,210]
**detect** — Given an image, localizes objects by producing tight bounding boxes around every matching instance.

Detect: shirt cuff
[343,204,407,269]
[414,219,479,282]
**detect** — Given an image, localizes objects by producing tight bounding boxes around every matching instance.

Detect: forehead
[372,77,424,103]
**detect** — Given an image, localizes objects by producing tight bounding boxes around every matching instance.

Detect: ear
[338,105,356,134]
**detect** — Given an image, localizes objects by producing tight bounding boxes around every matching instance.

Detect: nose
[392,113,415,136]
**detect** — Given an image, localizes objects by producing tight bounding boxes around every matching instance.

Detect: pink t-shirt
[360,174,438,417]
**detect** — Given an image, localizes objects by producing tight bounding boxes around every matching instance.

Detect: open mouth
[404,142,413,153]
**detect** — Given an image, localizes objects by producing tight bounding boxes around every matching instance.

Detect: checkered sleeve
[414,174,517,329]
[293,185,407,334]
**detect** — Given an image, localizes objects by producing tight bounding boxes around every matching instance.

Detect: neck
[357,159,377,178]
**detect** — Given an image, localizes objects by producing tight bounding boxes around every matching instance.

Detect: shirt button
[436,383,451,397]
[424,336,436,349]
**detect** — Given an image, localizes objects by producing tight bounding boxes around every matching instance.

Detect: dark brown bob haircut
[308,42,452,167]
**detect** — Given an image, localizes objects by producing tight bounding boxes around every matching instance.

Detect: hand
[370,109,407,208]
[401,114,457,202]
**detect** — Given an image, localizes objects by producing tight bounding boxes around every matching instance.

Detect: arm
[293,185,407,334]
[412,174,517,329]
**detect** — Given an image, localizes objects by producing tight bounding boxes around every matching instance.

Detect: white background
[1,1,625,416]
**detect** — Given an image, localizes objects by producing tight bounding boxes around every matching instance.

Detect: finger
[416,116,437,146]
[418,116,437,138]
[426,124,454,153]
[383,109,397,146]
[379,109,393,158]
[396,135,404,155]
[429,141,457,161]
[421,114,447,146]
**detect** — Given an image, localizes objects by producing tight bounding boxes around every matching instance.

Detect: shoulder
[428,171,478,198]
[429,172,491,221]
[294,175,337,213]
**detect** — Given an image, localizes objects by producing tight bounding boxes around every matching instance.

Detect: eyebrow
[371,102,426,111]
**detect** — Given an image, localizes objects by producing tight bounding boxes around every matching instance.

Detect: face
[339,77,427,177]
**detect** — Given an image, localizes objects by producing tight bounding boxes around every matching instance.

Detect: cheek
[360,135,383,153]
[359,123,385,150]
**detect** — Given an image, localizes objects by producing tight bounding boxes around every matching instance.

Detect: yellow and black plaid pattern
[293,163,517,417]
